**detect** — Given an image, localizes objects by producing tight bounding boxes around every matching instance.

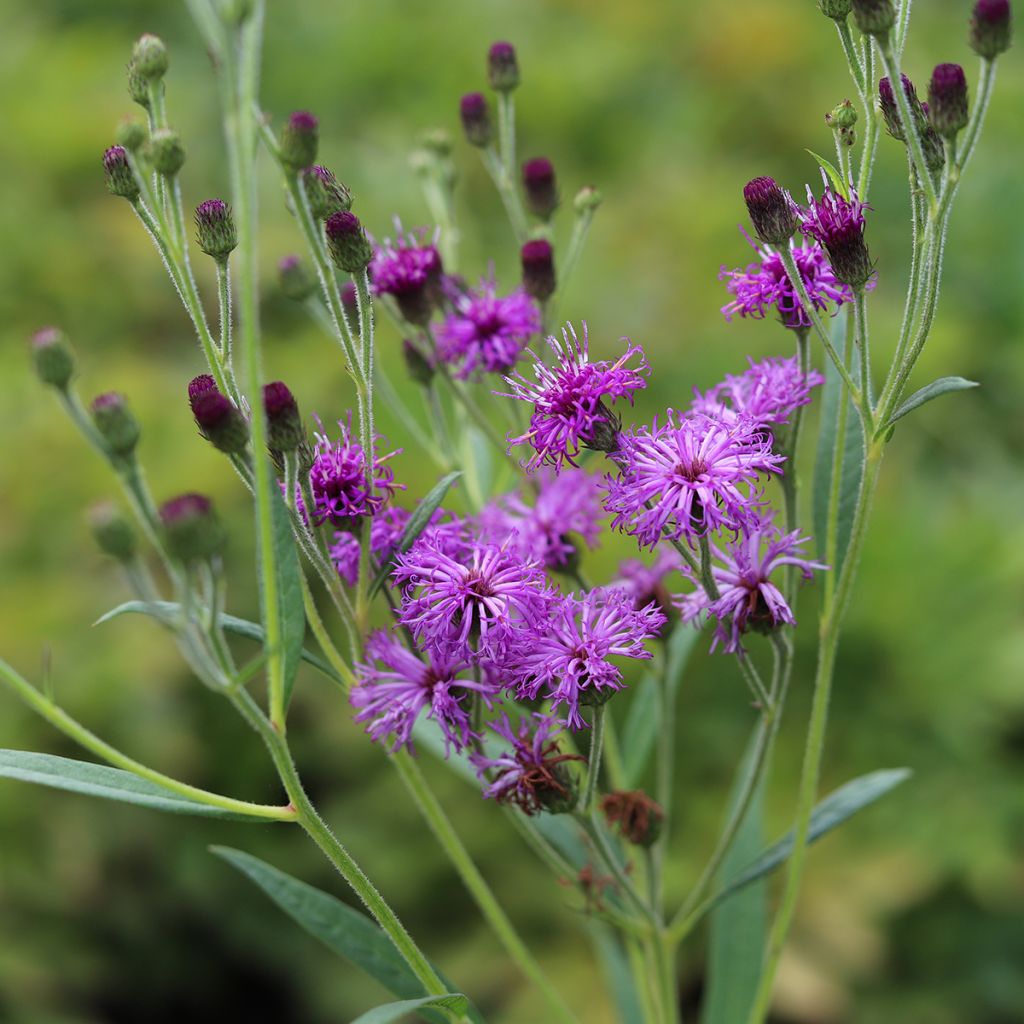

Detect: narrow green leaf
[711,768,911,908]
[882,375,979,431]
[211,847,483,1024]
[806,149,848,198]
[589,923,645,1024]
[812,314,865,576]
[0,750,265,820]
[349,995,469,1024]
[267,486,307,707]
[701,732,767,1024]
[370,472,462,597]
[96,601,343,686]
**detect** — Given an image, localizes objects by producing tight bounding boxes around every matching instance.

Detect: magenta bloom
[308,418,402,527]
[351,631,499,754]
[604,412,784,547]
[691,356,825,428]
[720,236,853,330]
[801,180,873,289]
[436,277,540,379]
[393,539,549,660]
[612,547,682,629]
[510,588,665,730]
[370,226,442,295]
[676,520,827,653]
[478,468,603,569]
[470,713,582,815]
[497,322,649,471]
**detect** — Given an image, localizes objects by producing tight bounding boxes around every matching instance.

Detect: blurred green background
[1,0,1023,1021]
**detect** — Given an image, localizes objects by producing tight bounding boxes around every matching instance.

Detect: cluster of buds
[878,74,945,174]
[826,99,858,148]
[188,376,249,455]
[126,33,168,110]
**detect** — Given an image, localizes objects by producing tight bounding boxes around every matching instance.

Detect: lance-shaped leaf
[349,995,469,1024]
[881,376,979,432]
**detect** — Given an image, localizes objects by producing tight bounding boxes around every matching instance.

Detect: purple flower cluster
[370,227,443,298]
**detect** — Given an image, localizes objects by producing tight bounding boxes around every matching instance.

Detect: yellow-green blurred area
[1,0,1023,1021]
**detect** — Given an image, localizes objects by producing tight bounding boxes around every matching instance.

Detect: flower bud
[160,493,226,563]
[421,128,453,158]
[521,238,556,302]
[263,381,304,451]
[188,374,218,402]
[278,255,318,301]
[279,111,319,171]
[325,211,372,273]
[91,392,141,457]
[818,0,853,18]
[194,199,238,262]
[970,0,1012,58]
[302,165,352,220]
[402,339,435,386]
[30,327,75,390]
[145,128,186,177]
[826,99,858,147]
[927,63,969,137]
[573,185,603,214]
[127,67,150,109]
[191,388,249,455]
[487,41,520,92]
[522,157,558,219]
[743,176,797,246]
[115,120,147,152]
[459,92,493,148]
[130,34,169,81]
[89,502,137,562]
[103,145,139,201]
[600,791,664,847]
[851,0,896,35]
[878,74,916,141]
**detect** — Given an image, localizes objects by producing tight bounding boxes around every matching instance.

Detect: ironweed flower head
[436,275,540,379]
[370,226,443,326]
[509,588,665,730]
[498,322,649,471]
[719,235,853,330]
[460,92,493,147]
[89,502,136,563]
[308,417,401,527]
[928,64,969,137]
[263,381,303,452]
[851,0,896,36]
[801,179,874,289]
[194,199,238,262]
[190,387,249,455]
[470,713,583,815]
[676,518,827,653]
[30,327,75,390]
[325,211,373,273]
[970,0,1012,58]
[743,176,798,246]
[522,157,558,219]
[487,41,520,92]
[604,412,783,548]
[612,547,683,631]
[302,165,352,220]
[278,254,318,301]
[279,110,319,170]
[351,631,499,755]
[103,145,139,201]
[91,392,140,457]
[690,355,825,428]
[159,493,225,563]
[520,238,556,301]
[188,374,217,402]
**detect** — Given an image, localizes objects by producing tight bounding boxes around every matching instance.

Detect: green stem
[216,260,233,363]
[480,146,529,242]
[835,19,866,99]
[579,704,607,814]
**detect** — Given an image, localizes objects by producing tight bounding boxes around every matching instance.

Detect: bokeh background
[1,0,1022,1021]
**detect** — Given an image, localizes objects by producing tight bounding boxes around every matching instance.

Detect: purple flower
[801,180,874,289]
[690,356,825,428]
[436,276,540,379]
[611,547,682,630]
[719,236,853,330]
[497,322,649,471]
[308,418,402,527]
[351,631,499,754]
[370,224,443,324]
[393,538,549,660]
[676,519,827,653]
[604,412,784,548]
[478,468,603,569]
[469,713,583,815]
[510,588,665,729]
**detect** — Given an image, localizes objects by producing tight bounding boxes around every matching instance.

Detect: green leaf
[589,923,645,1024]
[882,376,979,431]
[621,625,699,788]
[701,731,767,1024]
[813,314,865,576]
[370,472,462,597]
[95,601,344,687]
[711,768,911,909]
[349,995,469,1024]
[806,149,848,198]
[0,750,266,820]
[211,847,483,1024]
[266,485,307,708]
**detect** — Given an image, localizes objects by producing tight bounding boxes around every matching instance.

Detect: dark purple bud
[522,157,559,219]
[263,381,304,451]
[851,0,896,35]
[188,374,218,403]
[742,176,798,246]
[460,92,493,148]
[928,64,969,138]
[325,211,372,273]
[970,0,1012,58]
[878,74,915,140]
[279,110,319,171]
[91,392,141,456]
[194,199,238,262]
[521,238,556,302]
[103,145,139,200]
[487,41,520,91]
[159,493,226,563]
[302,164,352,220]
[277,255,317,301]
[30,326,75,389]
[89,502,137,562]
[191,389,249,454]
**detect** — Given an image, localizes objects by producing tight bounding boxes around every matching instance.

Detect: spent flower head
[801,178,874,289]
